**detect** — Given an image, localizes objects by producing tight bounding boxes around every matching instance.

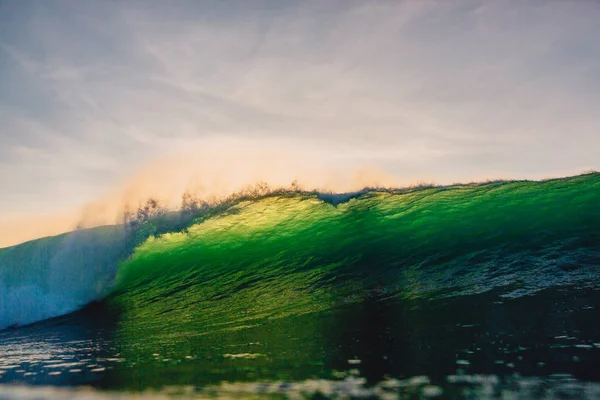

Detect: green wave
[96,173,600,388]
[111,172,600,332]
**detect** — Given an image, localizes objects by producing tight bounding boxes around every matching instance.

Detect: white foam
[0,228,127,330]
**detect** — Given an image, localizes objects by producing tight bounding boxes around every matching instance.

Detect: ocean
[1,173,600,399]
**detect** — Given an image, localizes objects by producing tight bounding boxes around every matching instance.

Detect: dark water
[2,285,600,398]
[1,173,600,398]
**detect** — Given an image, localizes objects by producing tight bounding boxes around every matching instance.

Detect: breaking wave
[1,172,599,331]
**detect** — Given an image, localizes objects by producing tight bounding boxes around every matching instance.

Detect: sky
[1,0,599,246]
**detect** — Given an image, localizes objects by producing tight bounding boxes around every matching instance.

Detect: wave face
[1,173,599,331]
[106,173,600,356]
[114,172,600,300]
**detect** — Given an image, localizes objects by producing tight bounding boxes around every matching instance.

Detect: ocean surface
[1,173,600,399]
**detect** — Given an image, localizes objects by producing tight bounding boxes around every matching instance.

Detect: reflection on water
[1,285,600,398]
[0,303,120,387]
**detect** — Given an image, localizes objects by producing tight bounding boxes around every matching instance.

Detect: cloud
[0,0,599,244]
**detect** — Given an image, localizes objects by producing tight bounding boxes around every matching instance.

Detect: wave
[1,172,599,331]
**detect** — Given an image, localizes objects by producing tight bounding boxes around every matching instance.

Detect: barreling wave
[1,172,599,331]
